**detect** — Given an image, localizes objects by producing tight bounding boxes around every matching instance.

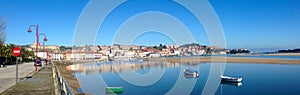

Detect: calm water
[73,57,300,95]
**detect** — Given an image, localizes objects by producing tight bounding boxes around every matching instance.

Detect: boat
[183,69,199,77]
[220,75,242,82]
[184,74,199,79]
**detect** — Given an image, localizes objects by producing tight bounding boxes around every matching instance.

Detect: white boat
[220,75,242,82]
[184,69,199,77]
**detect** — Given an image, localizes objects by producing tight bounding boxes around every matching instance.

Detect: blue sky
[1,0,299,51]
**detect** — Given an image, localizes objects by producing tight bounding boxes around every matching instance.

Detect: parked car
[33,59,42,66]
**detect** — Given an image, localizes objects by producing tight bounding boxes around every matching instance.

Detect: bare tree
[0,17,7,45]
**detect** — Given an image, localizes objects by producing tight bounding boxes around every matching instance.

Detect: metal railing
[52,65,74,95]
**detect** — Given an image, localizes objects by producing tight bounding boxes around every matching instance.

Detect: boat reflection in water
[220,81,243,87]
[66,60,185,74]
[219,80,243,95]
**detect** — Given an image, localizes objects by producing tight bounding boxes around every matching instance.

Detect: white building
[149,53,161,58]
[35,52,48,59]
[173,50,181,55]
[198,49,205,55]
[51,53,64,60]
[138,52,150,57]
[67,52,104,60]
[124,51,135,57]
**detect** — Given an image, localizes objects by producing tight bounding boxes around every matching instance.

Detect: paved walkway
[0,62,39,93]
[0,64,54,95]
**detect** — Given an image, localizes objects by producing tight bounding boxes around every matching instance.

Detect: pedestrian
[45,59,48,65]
[1,60,5,68]
[0,60,3,68]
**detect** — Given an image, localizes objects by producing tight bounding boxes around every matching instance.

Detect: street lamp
[39,33,47,52]
[39,33,47,65]
[27,24,47,71]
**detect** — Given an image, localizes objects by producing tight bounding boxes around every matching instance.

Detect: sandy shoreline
[145,56,300,64]
[54,62,86,95]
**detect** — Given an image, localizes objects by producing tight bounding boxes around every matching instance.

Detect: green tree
[20,47,34,62]
[97,45,102,51]
[59,46,66,51]
[1,44,12,58]
[0,44,34,64]
[0,44,13,64]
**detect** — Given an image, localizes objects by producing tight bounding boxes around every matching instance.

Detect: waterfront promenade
[0,62,37,93]
[0,63,54,95]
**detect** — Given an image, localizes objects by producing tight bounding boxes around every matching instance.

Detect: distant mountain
[180,43,204,47]
[19,45,30,47]
[278,48,300,53]
[248,48,281,53]
[248,48,300,53]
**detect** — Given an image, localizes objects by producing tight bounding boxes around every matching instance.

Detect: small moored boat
[220,75,242,82]
[184,69,199,77]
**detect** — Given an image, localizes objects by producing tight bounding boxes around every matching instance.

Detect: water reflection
[72,62,300,95]
[73,60,201,95]
[66,60,187,74]
[220,81,243,87]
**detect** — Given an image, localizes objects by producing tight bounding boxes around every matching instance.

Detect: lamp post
[27,25,39,71]
[27,25,47,71]
[39,33,47,65]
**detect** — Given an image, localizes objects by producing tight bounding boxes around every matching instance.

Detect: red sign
[12,47,21,57]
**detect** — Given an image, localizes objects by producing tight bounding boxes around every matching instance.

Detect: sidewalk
[0,62,38,93]
[1,65,55,95]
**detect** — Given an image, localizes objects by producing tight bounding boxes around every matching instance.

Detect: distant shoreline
[262,53,300,56]
[54,54,300,64]
[145,56,300,64]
